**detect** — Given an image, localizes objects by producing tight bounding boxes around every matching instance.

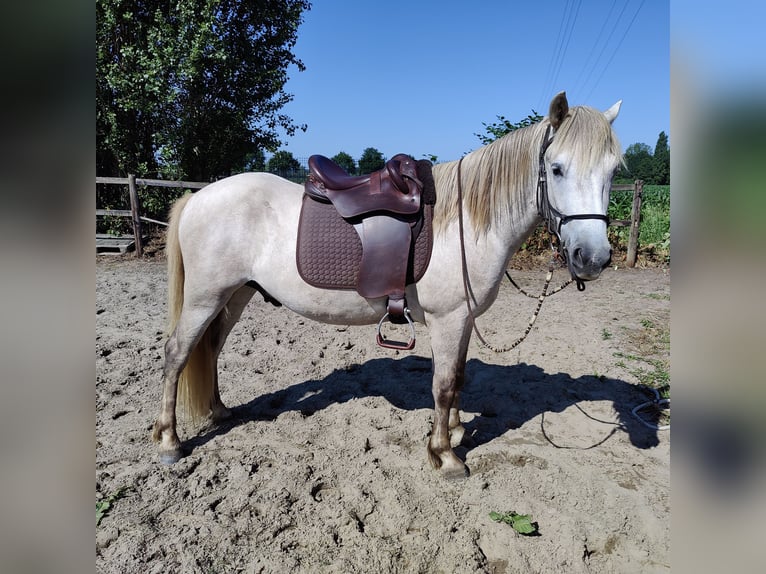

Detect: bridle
[536,124,610,290]
[455,121,611,352]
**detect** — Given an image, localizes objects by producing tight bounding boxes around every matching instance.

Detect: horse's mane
[432,105,622,235]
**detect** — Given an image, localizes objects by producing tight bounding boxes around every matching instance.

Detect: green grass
[608,185,670,261]
[614,313,670,398]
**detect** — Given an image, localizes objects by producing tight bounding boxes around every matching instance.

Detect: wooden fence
[96,175,208,256]
[96,175,643,266]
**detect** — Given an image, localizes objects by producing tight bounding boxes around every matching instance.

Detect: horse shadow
[186,355,661,459]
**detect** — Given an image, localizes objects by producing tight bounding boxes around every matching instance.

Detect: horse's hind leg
[208,285,256,421]
[153,295,230,464]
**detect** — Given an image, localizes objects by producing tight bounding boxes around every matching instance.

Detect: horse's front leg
[427,315,472,479]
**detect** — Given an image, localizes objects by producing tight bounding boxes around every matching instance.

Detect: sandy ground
[97,256,669,573]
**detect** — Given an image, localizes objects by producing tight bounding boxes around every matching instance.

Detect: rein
[456,157,571,353]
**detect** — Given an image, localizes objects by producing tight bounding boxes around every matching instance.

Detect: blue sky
[276,0,669,163]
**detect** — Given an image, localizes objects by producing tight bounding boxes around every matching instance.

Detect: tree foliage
[243,149,266,172]
[267,150,302,176]
[652,131,670,185]
[97,0,312,181]
[331,151,356,174]
[357,147,385,174]
[621,143,654,182]
[475,111,543,145]
[618,135,671,185]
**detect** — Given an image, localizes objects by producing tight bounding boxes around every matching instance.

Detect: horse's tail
[165,193,216,423]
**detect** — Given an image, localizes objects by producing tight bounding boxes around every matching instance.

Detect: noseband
[536,125,610,290]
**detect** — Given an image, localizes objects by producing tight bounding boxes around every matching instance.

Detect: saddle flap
[356,215,412,299]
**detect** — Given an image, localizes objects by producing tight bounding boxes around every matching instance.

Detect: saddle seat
[305,154,422,218]
[306,155,371,190]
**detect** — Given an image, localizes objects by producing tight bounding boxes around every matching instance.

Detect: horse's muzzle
[567,245,612,281]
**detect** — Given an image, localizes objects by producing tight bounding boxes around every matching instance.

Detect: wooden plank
[96,210,168,226]
[96,177,129,185]
[135,178,208,189]
[96,209,131,217]
[96,236,135,255]
[128,174,143,257]
[97,176,209,189]
[610,184,636,191]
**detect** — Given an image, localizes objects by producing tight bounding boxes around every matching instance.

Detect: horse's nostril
[573,247,584,266]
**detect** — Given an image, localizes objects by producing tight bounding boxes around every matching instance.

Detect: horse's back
[185,172,301,213]
[177,172,303,275]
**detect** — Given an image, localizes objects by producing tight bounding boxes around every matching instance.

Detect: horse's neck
[476,194,540,270]
[469,179,543,308]
[474,170,541,266]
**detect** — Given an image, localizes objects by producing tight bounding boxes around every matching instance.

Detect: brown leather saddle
[297,153,436,349]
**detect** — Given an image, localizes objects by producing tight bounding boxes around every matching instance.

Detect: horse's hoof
[442,464,470,481]
[159,449,184,465]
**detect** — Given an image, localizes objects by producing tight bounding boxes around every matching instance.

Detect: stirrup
[376,308,416,350]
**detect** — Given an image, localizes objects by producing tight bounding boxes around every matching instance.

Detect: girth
[298,154,435,349]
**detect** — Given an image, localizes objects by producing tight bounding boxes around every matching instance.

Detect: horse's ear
[604,99,622,124]
[549,91,569,130]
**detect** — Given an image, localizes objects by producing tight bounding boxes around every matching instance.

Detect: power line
[538,0,578,107]
[584,0,647,101]
[571,0,619,98]
[548,0,583,99]
[576,0,632,101]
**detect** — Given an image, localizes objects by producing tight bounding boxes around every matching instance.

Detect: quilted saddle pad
[296,200,434,291]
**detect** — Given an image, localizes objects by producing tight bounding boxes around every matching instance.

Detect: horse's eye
[551,164,564,177]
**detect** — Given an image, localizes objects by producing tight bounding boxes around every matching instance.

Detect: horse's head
[542,92,623,282]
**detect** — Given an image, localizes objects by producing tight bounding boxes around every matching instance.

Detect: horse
[152,92,623,479]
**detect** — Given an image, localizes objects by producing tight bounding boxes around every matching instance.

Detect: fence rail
[96,175,644,265]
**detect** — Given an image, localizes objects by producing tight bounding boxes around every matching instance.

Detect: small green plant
[615,353,670,393]
[97,486,132,526]
[647,292,670,301]
[601,329,613,340]
[489,511,539,535]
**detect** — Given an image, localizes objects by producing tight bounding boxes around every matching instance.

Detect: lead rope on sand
[478,263,573,353]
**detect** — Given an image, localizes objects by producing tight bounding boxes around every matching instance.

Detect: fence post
[626,180,643,267]
[128,173,143,257]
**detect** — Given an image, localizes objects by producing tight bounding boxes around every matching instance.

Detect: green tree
[243,149,267,172]
[97,0,311,182]
[622,143,655,182]
[476,111,543,145]
[267,150,302,177]
[331,151,356,174]
[358,147,385,174]
[652,131,670,185]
